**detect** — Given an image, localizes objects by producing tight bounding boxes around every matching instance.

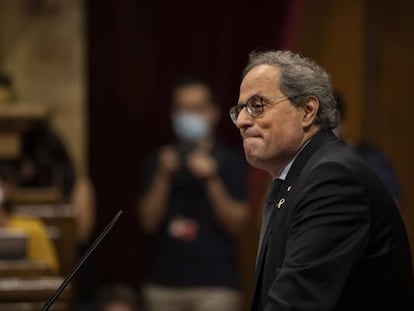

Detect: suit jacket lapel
[250,130,338,310]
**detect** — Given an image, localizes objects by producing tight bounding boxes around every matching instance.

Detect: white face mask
[172,112,211,143]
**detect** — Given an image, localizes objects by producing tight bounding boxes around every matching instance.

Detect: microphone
[41,209,123,311]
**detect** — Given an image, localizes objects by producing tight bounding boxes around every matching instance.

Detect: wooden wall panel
[296,0,364,142]
[297,0,414,263]
[367,0,414,255]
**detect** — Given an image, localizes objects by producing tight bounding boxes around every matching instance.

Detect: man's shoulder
[300,138,375,181]
[314,138,362,164]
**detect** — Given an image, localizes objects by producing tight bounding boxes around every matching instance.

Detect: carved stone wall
[0,0,87,175]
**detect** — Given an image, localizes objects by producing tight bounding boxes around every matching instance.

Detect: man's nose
[236,107,254,129]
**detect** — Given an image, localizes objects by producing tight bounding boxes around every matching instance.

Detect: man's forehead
[239,65,280,99]
[242,65,280,86]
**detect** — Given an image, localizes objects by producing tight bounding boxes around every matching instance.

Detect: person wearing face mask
[137,76,249,311]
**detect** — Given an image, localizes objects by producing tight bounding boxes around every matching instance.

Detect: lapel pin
[276,198,285,209]
[287,186,292,192]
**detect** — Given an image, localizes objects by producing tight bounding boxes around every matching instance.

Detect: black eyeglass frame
[229,94,302,124]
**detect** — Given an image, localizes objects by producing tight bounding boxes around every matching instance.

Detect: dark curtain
[86,0,302,290]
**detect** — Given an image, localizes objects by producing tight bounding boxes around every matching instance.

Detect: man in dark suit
[229,50,414,310]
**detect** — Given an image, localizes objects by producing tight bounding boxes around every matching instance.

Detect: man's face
[236,65,307,175]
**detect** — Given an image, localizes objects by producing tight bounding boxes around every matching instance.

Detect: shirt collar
[274,139,311,181]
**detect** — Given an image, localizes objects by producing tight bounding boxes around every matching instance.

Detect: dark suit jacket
[251,130,414,311]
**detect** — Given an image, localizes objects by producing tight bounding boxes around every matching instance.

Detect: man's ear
[302,96,319,129]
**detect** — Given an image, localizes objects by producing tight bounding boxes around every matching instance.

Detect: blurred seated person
[9,119,96,244]
[1,73,97,310]
[95,284,144,311]
[0,72,95,243]
[334,91,402,204]
[0,163,59,272]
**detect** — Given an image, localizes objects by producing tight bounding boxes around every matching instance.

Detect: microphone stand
[41,210,123,311]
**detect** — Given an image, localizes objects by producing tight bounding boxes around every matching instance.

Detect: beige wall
[0,0,87,175]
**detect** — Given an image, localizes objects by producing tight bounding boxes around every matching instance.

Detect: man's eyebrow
[238,94,261,105]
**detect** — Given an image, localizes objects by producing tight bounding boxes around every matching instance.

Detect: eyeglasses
[229,94,297,125]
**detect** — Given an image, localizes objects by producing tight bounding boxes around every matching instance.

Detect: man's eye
[250,100,262,111]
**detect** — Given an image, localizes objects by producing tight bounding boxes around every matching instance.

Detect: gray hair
[243,50,339,130]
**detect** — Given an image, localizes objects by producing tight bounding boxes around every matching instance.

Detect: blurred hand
[186,150,217,179]
[158,146,180,175]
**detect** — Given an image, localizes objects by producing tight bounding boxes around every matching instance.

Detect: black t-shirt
[140,142,248,288]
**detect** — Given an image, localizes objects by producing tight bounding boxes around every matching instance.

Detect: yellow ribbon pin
[276,198,285,209]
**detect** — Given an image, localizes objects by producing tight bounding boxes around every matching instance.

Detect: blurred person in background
[334,91,402,205]
[13,120,99,310]
[11,119,96,243]
[0,72,96,243]
[0,162,59,272]
[0,72,97,310]
[137,76,249,311]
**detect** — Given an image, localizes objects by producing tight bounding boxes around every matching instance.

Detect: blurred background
[0,0,413,310]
